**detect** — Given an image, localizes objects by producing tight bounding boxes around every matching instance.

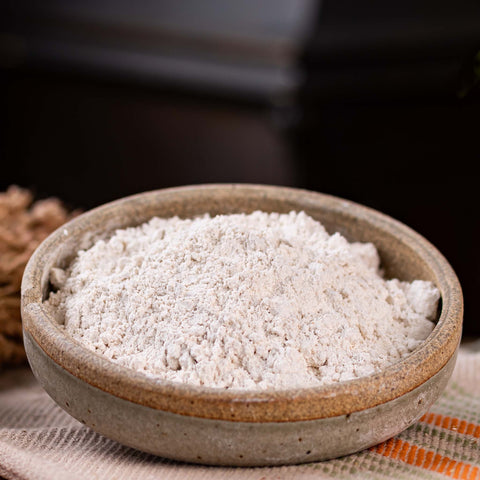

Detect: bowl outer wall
[23,327,458,466]
[21,184,464,423]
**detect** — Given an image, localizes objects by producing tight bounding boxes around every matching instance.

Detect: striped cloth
[1,342,479,480]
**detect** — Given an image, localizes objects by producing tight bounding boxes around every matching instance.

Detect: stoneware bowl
[21,184,463,466]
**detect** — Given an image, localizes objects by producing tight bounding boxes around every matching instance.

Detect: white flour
[46,211,440,390]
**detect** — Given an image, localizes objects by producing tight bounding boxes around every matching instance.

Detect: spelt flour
[46,211,440,390]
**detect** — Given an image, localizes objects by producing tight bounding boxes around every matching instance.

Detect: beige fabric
[1,343,479,480]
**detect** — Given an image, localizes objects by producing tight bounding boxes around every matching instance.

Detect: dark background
[1,0,479,335]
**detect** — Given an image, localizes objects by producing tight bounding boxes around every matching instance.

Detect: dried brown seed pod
[0,186,80,368]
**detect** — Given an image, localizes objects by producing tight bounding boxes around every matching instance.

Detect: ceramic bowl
[21,184,463,466]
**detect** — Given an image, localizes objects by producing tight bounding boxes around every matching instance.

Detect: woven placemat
[1,342,479,480]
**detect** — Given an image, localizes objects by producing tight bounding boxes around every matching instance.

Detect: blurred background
[1,0,479,335]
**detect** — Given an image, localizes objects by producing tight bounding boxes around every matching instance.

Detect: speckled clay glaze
[21,184,463,466]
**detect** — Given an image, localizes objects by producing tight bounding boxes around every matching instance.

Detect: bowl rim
[21,183,463,423]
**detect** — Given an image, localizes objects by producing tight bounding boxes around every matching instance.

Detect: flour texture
[47,211,440,390]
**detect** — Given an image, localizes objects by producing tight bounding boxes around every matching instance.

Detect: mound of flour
[46,211,440,390]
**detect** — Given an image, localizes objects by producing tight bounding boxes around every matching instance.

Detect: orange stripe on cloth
[370,438,480,479]
[420,413,480,438]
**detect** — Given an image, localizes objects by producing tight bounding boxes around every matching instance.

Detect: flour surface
[46,211,439,390]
